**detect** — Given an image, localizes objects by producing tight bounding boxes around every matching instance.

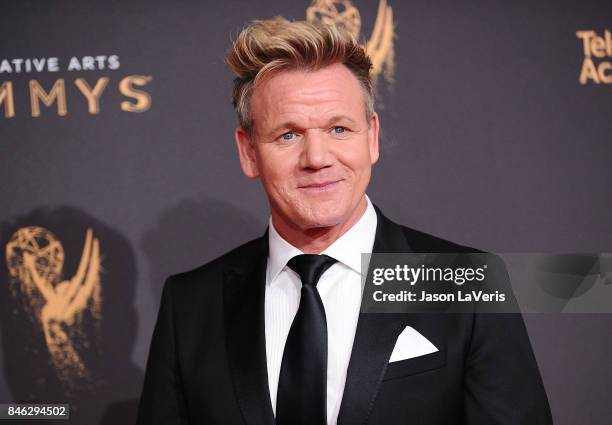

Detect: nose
[299,129,333,170]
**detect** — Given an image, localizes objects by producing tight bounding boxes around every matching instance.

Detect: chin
[301,217,343,230]
[298,206,351,230]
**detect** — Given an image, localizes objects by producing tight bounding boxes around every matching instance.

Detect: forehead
[250,63,367,131]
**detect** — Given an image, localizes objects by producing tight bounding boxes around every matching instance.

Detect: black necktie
[276,254,337,425]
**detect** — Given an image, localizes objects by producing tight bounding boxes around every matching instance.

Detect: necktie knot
[287,254,337,287]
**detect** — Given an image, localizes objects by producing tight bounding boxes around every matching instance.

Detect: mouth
[298,179,343,192]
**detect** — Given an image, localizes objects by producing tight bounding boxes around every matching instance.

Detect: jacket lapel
[337,206,414,425]
[223,234,275,425]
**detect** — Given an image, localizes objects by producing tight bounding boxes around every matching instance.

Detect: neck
[272,197,368,254]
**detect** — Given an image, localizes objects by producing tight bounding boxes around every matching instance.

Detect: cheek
[258,153,295,190]
[339,142,373,174]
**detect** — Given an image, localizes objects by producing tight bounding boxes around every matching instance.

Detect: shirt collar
[267,195,378,282]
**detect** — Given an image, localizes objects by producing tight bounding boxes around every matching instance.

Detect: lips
[298,179,342,191]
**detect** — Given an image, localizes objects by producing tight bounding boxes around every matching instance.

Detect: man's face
[235,62,379,233]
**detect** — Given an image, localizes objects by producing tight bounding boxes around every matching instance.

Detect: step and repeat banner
[1,1,611,424]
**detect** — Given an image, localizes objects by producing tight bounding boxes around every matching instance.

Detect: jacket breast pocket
[382,348,447,381]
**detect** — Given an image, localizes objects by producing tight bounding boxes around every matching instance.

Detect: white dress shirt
[265,196,377,425]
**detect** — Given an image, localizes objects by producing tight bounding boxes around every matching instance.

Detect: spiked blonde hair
[225,17,374,135]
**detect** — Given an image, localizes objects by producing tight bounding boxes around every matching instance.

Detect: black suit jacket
[137,207,553,425]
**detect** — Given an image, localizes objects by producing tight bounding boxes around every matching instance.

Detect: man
[137,18,552,425]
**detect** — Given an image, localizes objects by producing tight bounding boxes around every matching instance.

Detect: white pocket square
[389,326,438,363]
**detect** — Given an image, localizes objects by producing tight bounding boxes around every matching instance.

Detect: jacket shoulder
[163,234,266,293]
[374,204,482,254]
[398,224,481,253]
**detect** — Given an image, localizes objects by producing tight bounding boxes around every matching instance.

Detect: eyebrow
[267,115,359,137]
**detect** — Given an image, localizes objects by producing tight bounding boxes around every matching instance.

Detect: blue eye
[333,127,346,134]
[281,132,295,141]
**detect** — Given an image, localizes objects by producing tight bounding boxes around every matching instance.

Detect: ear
[235,127,260,178]
[368,111,380,165]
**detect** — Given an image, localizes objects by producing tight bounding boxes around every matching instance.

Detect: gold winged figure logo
[306,0,395,82]
[5,227,102,386]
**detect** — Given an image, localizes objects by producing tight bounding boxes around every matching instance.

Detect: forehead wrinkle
[266,85,362,122]
[267,101,353,134]
[251,64,367,135]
